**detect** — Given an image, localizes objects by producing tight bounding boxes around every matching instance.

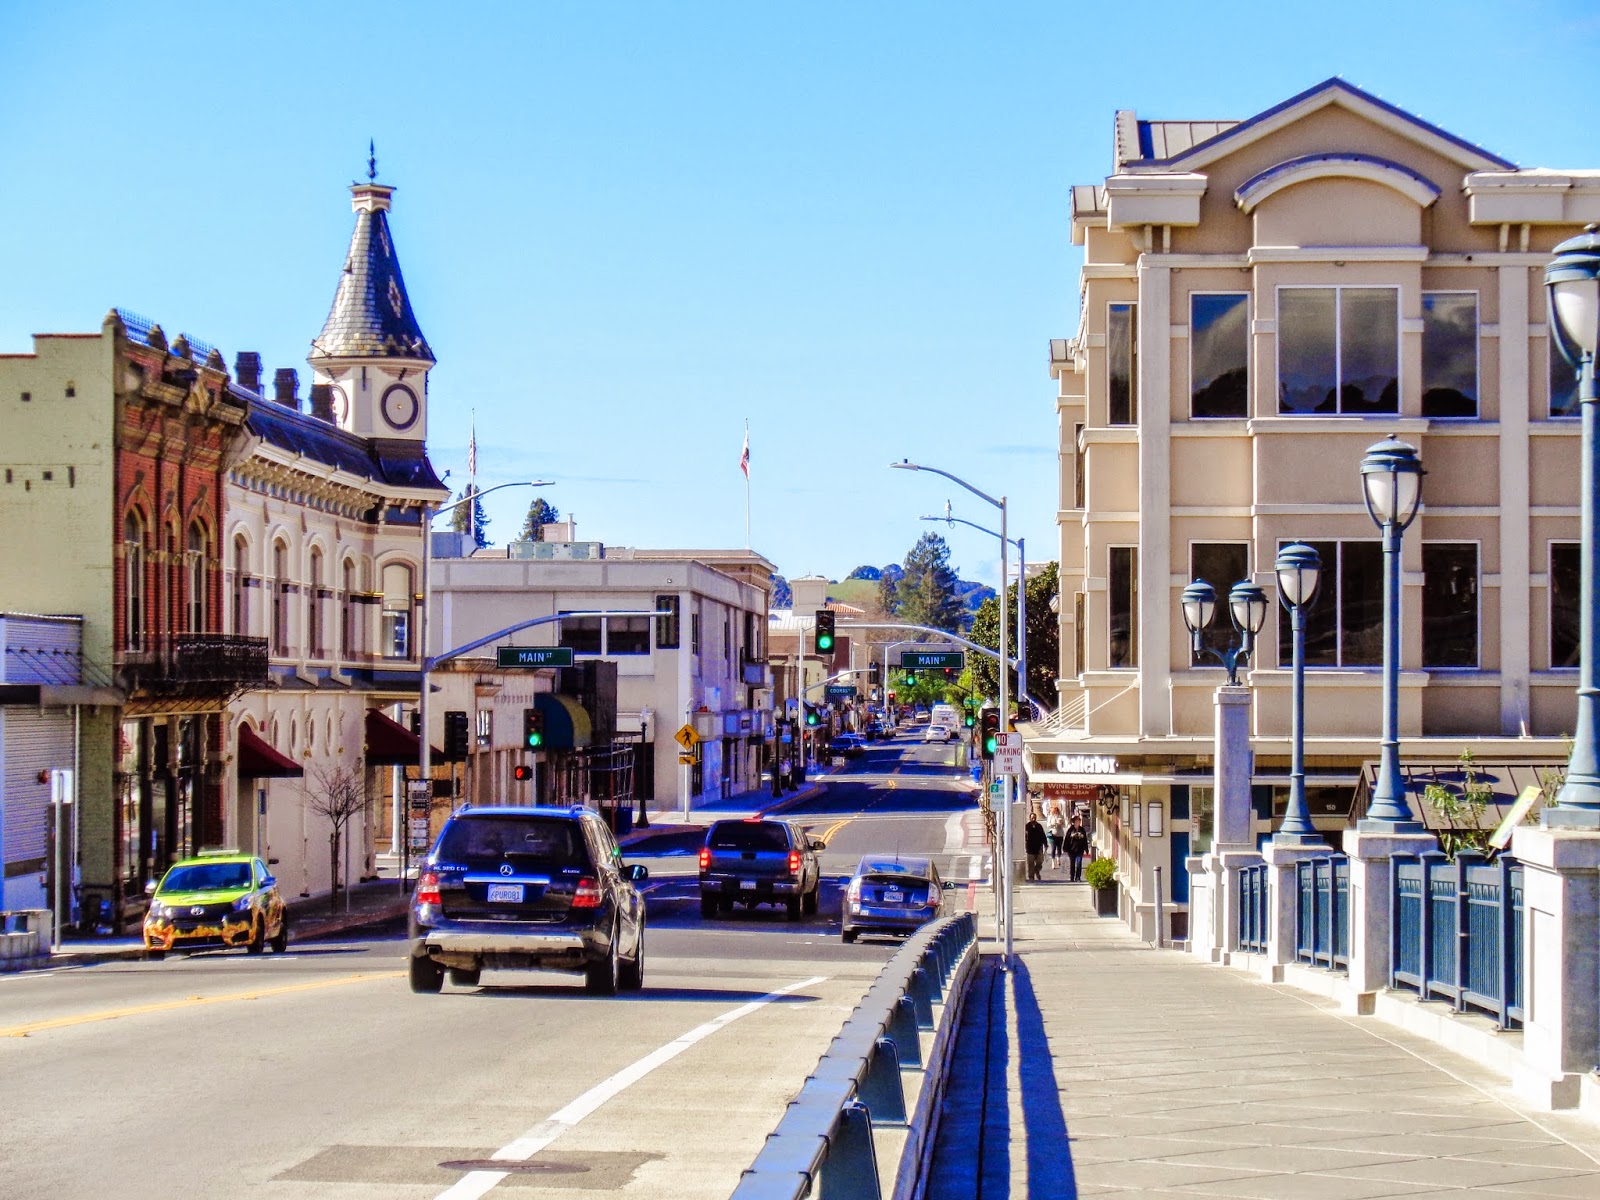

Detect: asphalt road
[0,730,981,1200]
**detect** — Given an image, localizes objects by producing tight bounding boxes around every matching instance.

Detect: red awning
[237,724,304,779]
[365,707,441,765]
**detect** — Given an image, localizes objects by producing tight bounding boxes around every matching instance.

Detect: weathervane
[367,139,377,182]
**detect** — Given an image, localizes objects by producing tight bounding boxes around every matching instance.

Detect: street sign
[995,732,1024,776]
[674,723,700,750]
[496,646,575,668]
[408,818,431,839]
[899,649,964,671]
[678,754,696,766]
[407,781,431,798]
[825,685,856,698]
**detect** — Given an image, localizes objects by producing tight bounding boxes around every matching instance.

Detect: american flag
[739,428,750,478]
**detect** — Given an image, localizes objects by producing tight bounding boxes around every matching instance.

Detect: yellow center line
[1,970,402,1038]
[819,818,853,844]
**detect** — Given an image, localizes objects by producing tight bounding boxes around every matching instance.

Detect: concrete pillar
[1261,840,1325,980]
[1345,827,1438,1009]
[1510,825,1600,1109]
[1189,687,1261,963]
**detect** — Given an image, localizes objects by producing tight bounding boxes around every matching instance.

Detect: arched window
[187,523,208,632]
[123,511,147,651]
[272,540,291,656]
[232,536,250,635]
[308,547,326,658]
[340,558,357,658]
[381,562,413,659]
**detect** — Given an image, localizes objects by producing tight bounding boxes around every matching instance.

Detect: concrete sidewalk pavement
[928,879,1600,1198]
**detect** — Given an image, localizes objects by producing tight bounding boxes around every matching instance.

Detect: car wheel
[448,966,482,988]
[585,929,620,996]
[802,885,818,915]
[786,896,802,921]
[700,895,718,919]
[144,948,165,962]
[409,954,444,994]
[620,920,645,991]
[246,916,266,955]
[717,896,733,915]
[270,915,289,954]
[841,929,858,944]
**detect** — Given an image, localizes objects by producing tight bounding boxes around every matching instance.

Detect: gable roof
[1116,77,1515,174]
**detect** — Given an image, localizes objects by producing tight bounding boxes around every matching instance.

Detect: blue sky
[3,1,1598,588]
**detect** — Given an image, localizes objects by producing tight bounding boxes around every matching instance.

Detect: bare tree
[307,762,369,912]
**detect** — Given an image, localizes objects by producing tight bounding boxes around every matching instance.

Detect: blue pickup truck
[698,818,824,921]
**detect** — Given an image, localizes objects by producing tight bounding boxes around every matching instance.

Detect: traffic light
[869,662,882,686]
[964,710,976,728]
[980,710,1000,760]
[522,707,545,750]
[443,710,470,762]
[512,764,533,782]
[943,667,955,679]
[409,710,422,736]
[805,708,819,727]
[813,610,835,655]
[904,670,918,687]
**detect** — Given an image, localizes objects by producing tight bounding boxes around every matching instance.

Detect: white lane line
[435,974,829,1200]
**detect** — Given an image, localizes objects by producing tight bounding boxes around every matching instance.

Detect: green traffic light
[984,735,998,754]
[817,634,834,650]
[965,714,975,727]
[806,712,818,726]
[527,733,543,749]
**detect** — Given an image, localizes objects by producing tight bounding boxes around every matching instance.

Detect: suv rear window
[707,821,791,852]
[439,815,591,870]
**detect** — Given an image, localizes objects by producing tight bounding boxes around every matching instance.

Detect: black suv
[408,805,648,995]
[698,818,823,920]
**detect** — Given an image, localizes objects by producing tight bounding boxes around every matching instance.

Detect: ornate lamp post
[1180,579,1268,685]
[1544,226,1600,825]
[1358,437,1425,830]
[1274,543,1325,844]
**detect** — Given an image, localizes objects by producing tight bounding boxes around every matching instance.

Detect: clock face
[380,383,419,431]
[329,385,349,424]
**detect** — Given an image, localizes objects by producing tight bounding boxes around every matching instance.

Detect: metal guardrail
[1295,855,1350,972]
[1391,851,1523,1030]
[729,913,979,1200]
[1237,864,1269,955]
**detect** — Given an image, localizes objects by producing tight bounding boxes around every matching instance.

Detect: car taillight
[573,878,601,908]
[788,851,801,875]
[847,879,861,902]
[698,847,710,871]
[415,872,441,905]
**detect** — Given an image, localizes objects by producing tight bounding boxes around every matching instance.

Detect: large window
[1551,337,1581,418]
[123,512,147,651]
[1108,546,1138,668]
[1191,293,1249,418]
[308,548,325,658]
[1422,543,1479,668]
[609,615,651,655]
[232,536,249,636]
[1073,593,1085,679]
[340,558,356,657]
[186,524,207,632]
[1108,303,1137,425]
[1421,292,1478,418]
[1189,543,1249,665]
[380,563,411,659]
[1278,287,1398,414]
[1277,540,1381,667]
[1073,423,1086,509]
[655,594,680,648]
[1552,542,1580,668]
[272,541,291,656]
[559,613,602,655]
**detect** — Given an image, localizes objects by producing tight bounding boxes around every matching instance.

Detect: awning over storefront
[1026,770,1145,787]
[364,707,441,765]
[237,724,303,779]
[535,692,592,750]
[1353,761,1561,831]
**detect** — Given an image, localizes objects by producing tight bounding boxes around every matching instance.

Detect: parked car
[143,850,288,960]
[841,855,950,943]
[829,733,867,759]
[699,818,824,920]
[922,723,952,743]
[407,805,648,995]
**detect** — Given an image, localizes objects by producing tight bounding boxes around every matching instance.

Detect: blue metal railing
[1238,864,1269,954]
[1391,851,1523,1030]
[1294,855,1349,971]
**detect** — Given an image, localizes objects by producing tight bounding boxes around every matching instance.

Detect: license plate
[486,884,523,904]
[883,890,904,904]
[740,880,757,890]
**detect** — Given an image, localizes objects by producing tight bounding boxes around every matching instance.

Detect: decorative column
[1202,686,1263,965]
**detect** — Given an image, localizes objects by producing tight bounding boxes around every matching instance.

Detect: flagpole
[744,419,751,550]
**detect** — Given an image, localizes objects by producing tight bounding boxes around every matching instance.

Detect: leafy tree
[449,485,489,548]
[847,565,882,581]
[886,534,964,632]
[518,496,561,542]
[770,574,792,608]
[968,561,1061,707]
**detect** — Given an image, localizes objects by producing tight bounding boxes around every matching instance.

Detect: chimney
[308,383,335,422]
[273,368,299,408]
[234,352,262,393]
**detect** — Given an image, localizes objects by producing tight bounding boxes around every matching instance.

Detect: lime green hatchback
[142,851,288,960]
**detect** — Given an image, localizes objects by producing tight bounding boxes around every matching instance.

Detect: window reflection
[1108,303,1137,425]
[1191,294,1249,418]
[1278,287,1398,415]
[1422,293,1478,418]
[1422,543,1478,667]
[1279,290,1336,413]
[1551,336,1580,418]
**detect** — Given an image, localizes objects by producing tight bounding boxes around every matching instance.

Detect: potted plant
[1084,856,1118,917]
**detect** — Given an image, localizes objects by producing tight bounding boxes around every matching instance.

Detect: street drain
[439,1159,589,1176]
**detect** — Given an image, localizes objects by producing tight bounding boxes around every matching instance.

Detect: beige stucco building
[1023,79,1600,942]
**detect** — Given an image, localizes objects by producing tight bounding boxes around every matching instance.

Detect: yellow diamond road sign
[674,723,700,750]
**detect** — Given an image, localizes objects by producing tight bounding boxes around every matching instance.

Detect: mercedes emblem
[499,863,514,877]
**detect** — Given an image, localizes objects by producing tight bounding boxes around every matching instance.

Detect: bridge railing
[1391,851,1523,1030]
[728,912,979,1200]
[1294,855,1350,972]
[1237,864,1269,955]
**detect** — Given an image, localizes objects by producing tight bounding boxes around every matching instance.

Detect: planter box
[1094,886,1118,918]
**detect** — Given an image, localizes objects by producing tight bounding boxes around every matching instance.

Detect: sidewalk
[929,878,1600,1198]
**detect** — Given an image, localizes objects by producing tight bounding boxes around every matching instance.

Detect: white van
[929,703,961,730]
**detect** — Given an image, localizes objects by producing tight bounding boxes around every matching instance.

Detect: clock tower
[307,159,435,441]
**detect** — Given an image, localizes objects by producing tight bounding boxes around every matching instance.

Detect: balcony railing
[1391,851,1523,1030]
[120,633,270,696]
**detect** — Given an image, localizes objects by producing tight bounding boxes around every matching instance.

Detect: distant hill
[823,565,994,626]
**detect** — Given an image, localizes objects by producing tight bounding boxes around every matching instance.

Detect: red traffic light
[513,765,533,782]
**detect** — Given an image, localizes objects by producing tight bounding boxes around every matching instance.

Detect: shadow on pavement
[928,958,1010,1199]
[457,984,820,1005]
[1012,960,1077,1199]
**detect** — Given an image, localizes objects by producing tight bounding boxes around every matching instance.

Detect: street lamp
[1274,543,1325,844]
[1359,436,1425,830]
[1179,579,1268,686]
[891,459,1013,965]
[1545,226,1600,825]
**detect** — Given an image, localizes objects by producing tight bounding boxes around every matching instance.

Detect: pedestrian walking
[1024,810,1048,882]
[1045,803,1067,868]
[1064,817,1089,883]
